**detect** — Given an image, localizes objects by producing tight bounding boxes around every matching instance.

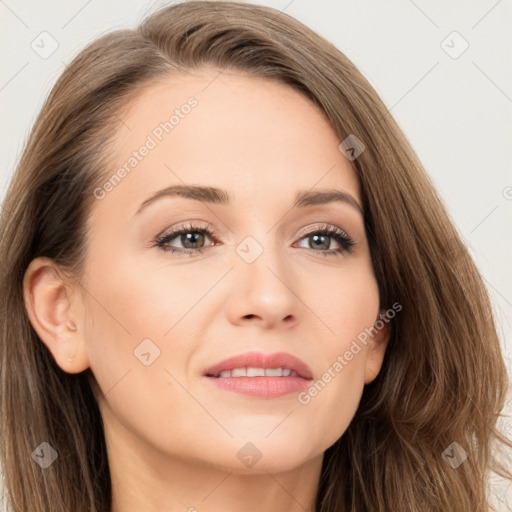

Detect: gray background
[1,0,511,509]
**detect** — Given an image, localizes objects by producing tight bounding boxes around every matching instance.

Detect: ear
[364,309,391,384]
[23,257,90,374]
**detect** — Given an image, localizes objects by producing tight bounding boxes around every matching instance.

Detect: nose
[226,239,301,330]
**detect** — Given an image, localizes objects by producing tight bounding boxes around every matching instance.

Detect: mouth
[203,351,313,398]
[211,367,301,378]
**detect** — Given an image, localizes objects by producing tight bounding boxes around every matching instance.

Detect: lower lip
[204,376,311,398]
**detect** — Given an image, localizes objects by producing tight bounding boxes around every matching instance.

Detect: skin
[23,68,390,512]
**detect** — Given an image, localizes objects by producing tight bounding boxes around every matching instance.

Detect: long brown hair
[1,1,510,510]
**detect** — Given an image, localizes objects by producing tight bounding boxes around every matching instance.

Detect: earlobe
[363,310,391,384]
[23,257,90,374]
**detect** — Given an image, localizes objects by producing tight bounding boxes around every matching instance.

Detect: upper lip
[204,351,313,380]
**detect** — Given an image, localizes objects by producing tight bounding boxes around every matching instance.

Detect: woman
[0,1,510,511]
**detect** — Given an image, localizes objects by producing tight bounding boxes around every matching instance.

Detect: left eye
[295,231,351,252]
[155,222,355,256]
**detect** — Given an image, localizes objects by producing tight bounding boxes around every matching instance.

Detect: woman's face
[60,69,389,473]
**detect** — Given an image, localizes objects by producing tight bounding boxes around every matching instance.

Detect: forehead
[90,68,361,220]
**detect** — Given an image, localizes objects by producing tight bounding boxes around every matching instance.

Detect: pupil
[182,232,203,249]
[311,234,329,250]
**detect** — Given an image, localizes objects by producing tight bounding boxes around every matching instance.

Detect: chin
[200,433,323,474]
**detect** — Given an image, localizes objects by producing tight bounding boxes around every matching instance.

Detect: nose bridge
[227,228,300,327]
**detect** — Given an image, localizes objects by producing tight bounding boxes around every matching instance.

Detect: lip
[204,351,314,379]
[203,351,313,399]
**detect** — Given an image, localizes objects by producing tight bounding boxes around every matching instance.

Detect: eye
[154,222,217,255]
[154,222,355,257]
[294,224,355,257]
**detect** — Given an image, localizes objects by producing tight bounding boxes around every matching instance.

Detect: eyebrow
[134,185,363,216]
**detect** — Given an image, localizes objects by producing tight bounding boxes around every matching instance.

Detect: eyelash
[154,222,355,257]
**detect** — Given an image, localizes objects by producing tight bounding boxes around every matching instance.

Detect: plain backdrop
[1,0,511,508]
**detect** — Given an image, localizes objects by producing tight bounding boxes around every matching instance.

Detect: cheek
[82,245,200,347]
[301,256,380,339]
[294,263,379,446]
[295,330,372,453]
[81,245,217,417]
[81,257,192,453]
[79,249,173,401]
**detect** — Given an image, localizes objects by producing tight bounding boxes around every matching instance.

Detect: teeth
[216,367,298,378]
[247,367,265,377]
[265,368,283,377]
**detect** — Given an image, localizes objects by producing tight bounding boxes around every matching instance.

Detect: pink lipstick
[203,351,313,398]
